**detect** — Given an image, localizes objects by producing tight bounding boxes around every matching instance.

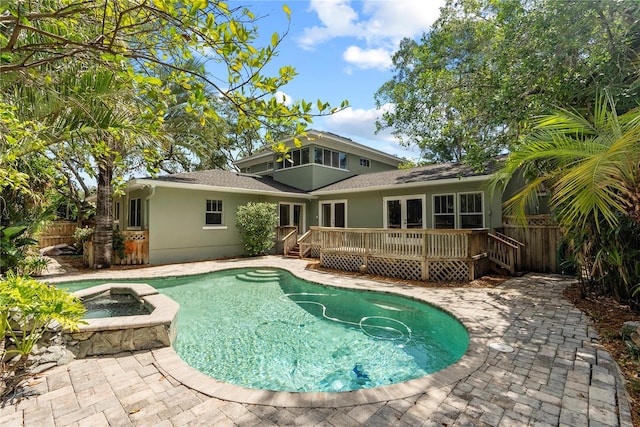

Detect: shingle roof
[148,169,308,194]
[312,159,502,194]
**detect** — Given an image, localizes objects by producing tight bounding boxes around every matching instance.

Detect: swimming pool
[59,268,469,393]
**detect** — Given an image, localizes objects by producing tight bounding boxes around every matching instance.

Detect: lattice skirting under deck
[321,253,364,272]
[320,251,481,282]
[428,260,470,282]
[310,245,321,258]
[474,257,491,279]
[367,257,422,281]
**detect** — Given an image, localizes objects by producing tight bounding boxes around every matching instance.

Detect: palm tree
[493,92,640,302]
[494,92,640,228]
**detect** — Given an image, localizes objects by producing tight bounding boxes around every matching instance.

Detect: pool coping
[144,265,492,408]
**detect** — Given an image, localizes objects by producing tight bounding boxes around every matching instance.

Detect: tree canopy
[1,0,347,268]
[375,0,640,166]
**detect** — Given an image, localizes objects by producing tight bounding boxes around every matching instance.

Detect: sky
[226,0,446,161]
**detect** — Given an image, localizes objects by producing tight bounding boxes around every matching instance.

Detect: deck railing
[310,227,489,281]
[314,227,487,259]
[275,226,298,256]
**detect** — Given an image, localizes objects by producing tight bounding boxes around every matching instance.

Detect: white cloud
[299,0,444,61]
[317,104,418,159]
[342,46,392,70]
[274,90,293,107]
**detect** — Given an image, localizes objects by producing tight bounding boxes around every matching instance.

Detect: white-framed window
[312,147,348,170]
[277,147,310,169]
[360,158,371,167]
[432,192,485,229]
[458,192,484,228]
[205,199,223,226]
[433,194,455,229]
[128,198,141,228]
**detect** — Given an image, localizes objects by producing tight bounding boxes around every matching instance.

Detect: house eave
[129,179,316,200]
[310,174,494,196]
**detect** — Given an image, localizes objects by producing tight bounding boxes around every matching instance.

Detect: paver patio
[0,256,634,426]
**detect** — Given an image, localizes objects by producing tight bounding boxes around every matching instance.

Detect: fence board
[499,216,563,273]
[38,221,79,248]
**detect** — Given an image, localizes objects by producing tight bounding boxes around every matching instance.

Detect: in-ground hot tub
[64,283,179,358]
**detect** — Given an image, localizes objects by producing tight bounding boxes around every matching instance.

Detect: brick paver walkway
[0,257,634,426]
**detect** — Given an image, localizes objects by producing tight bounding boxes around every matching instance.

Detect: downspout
[144,184,156,230]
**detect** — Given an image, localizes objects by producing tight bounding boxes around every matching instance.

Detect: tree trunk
[92,158,113,269]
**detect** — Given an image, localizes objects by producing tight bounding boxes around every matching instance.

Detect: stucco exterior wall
[146,187,312,265]
[313,179,502,230]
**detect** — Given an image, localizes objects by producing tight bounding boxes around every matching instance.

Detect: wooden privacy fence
[38,221,78,248]
[499,215,563,273]
[311,227,491,282]
[84,230,149,267]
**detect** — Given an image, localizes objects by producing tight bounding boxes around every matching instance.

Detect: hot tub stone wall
[64,283,179,358]
[65,324,172,358]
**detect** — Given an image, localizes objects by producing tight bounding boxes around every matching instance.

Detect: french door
[383,195,425,229]
[320,200,346,228]
[279,203,305,233]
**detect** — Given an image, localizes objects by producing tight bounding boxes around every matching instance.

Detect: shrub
[73,226,94,253]
[0,224,38,274]
[17,256,49,277]
[112,229,125,259]
[0,273,86,397]
[235,202,278,256]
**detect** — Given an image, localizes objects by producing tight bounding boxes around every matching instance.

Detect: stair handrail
[488,233,517,274]
[282,227,298,256]
[494,231,524,247]
[297,229,313,258]
[492,231,524,272]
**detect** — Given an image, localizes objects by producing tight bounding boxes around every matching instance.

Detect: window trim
[432,193,456,229]
[128,198,142,229]
[458,191,485,229]
[278,202,306,232]
[204,199,224,227]
[319,199,348,228]
[382,194,426,229]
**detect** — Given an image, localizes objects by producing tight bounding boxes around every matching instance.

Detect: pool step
[236,270,282,283]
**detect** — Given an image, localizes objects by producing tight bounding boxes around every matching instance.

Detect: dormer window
[277,147,310,169]
[313,147,348,170]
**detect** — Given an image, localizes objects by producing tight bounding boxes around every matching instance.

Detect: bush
[17,256,49,277]
[235,202,278,256]
[0,273,86,397]
[0,224,37,274]
[73,226,94,253]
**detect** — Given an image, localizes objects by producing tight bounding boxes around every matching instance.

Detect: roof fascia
[310,174,493,196]
[129,179,316,200]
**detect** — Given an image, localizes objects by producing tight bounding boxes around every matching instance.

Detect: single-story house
[113,130,515,267]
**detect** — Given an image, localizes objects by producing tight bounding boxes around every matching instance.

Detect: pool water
[82,293,150,319]
[59,268,469,393]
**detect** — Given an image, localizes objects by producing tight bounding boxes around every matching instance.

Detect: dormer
[234,130,403,191]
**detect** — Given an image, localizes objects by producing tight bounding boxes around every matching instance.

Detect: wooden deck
[306,227,492,282]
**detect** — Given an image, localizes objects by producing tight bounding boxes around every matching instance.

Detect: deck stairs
[284,243,301,258]
[488,232,524,276]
